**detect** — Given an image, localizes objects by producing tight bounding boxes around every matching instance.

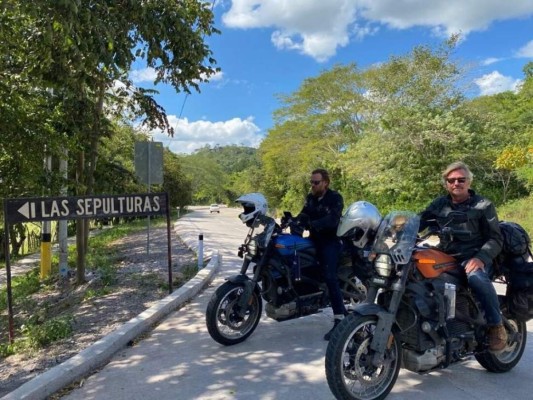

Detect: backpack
[499,221,531,257]
[498,222,533,321]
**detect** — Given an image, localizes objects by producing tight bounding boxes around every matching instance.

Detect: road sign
[4,193,168,224]
[135,141,163,185]
[3,192,173,343]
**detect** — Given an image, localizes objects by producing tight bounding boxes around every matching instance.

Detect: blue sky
[133,0,533,154]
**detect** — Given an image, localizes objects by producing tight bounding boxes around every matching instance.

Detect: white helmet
[337,201,382,248]
[235,193,268,225]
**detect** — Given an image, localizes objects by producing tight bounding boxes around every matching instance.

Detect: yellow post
[40,222,52,279]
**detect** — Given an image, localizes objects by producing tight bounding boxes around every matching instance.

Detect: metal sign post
[135,141,164,256]
[2,192,172,343]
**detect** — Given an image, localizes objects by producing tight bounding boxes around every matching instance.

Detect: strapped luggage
[499,222,533,321]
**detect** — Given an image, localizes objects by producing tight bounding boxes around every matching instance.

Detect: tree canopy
[257,39,532,215]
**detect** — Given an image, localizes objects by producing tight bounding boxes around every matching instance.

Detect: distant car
[209,204,220,213]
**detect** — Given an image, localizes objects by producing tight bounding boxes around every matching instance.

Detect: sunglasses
[310,180,322,185]
[446,177,467,184]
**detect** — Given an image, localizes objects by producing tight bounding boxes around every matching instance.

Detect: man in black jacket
[420,161,507,352]
[296,168,346,340]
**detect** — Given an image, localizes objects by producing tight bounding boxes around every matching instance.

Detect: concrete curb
[2,220,218,400]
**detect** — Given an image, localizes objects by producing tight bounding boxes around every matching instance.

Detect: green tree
[1,0,220,282]
[180,152,227,205]
[461,62,533,202]
[178,145,260,205]
[162,149,192,211]
[260,64,368,212]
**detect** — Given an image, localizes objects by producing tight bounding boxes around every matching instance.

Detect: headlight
[375,254,392,277]
[248,239,257,256]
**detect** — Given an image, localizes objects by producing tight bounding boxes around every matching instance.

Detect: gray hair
[441,161,474,186]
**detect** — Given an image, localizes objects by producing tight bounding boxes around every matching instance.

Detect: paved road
[60,207,532,400]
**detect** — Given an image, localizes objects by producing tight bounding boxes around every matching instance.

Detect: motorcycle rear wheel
[475,318,527,372]
[205,281,262,346]
[325,314,401,400]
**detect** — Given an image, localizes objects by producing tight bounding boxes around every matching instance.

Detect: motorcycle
[325,208,529,400]
[205,193,372,346]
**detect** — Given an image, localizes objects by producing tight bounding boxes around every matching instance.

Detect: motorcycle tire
[475,318,527,372]
[325,314,401,400]
[205,281,262,346]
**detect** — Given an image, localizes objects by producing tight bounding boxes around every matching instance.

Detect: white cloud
[357,0,533,36]
[222,0,357,62]
[516,39,533,58]
[220,0,533,62]
[199,70,225,82]
[474,71,522,96]
[130,67,158,83]
[131,68,225,86]
[481,57,504,66]
[149,116,263,154]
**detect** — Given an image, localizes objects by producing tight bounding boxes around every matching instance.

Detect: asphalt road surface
[61,206,533,400]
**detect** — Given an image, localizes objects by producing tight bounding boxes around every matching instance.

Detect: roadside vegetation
[0,213,198,358]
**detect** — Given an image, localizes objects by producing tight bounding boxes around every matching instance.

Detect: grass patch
[498,195,533,237]
[0,315,74,357]
[1,211,190,357]
[83,287,112,300]
[160,263,199,292]
[0,268,41,310]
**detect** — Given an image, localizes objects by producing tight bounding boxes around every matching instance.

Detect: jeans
[465,261,502,326]
[316,239,347,316]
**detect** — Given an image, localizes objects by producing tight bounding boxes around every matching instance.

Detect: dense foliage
[0,0,219,279]
[179,145,260,205]
[257,40,533,215]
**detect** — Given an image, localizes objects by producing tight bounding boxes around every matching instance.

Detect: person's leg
[319,241,346,340]
[320,241,347,316]
[466,262,507,351]
[466,265,501,325]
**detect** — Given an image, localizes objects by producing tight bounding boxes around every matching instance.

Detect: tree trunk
[8,223,26,257]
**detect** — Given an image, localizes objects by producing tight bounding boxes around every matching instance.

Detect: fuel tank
[413,248,457,278]
[274,233,315,256]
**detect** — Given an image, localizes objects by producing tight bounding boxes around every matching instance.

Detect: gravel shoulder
[0,225,197,397]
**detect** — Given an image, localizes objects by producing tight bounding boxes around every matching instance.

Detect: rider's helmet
[337,201,382,248]
[235,193,268,227]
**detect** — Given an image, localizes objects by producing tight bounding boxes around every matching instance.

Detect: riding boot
[487,324,507,352]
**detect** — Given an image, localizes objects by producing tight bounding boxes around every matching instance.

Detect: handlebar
[418,226,471,247]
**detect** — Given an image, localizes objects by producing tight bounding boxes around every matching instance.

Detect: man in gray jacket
[420,161,507,352]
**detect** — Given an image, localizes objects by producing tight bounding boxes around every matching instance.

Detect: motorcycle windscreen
[372,211,420,264]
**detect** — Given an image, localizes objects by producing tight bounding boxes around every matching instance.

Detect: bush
[19,315,74,350]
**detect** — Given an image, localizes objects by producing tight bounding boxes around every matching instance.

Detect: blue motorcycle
[205,193,372,346]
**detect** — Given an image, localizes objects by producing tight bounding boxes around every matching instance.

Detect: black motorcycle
[205,195,370,346]
[325,209,530,400]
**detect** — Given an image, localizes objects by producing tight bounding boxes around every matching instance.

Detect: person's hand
[297,213,310,230]
[289,221,304,237]
[464,257,485,274]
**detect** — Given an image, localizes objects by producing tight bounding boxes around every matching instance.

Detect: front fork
[368,267,410,367]
[235,250,268,317]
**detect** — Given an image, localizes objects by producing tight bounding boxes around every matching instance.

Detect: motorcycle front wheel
[325,314,401,400]
[205,281,262,346]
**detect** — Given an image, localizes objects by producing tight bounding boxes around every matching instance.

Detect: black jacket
[299,189,344,243]
[419,189,503,265]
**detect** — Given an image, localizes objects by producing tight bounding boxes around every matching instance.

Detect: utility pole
[58,147,69,277]
[40,153,52,279]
